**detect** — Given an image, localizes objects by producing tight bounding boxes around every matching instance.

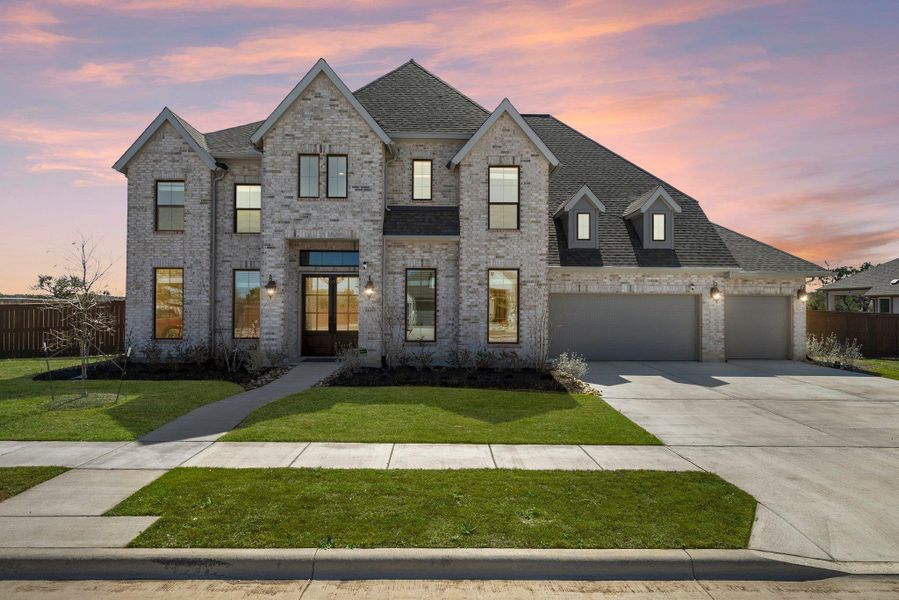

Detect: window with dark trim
[878,297,892,314]
[299,155,319,198]
[154,267,183,339]
[576,212,591,240]
[156,181,184,232]
[412,159,432,200]
[405,268,436,342]
[335,276,359,332]
[234,184,261,233]
[299,250,359,267]
[488,269,518,343]
[651,213,666,241]
[488,166,519,229]
[327,155,347,198]
[233,270,260,339]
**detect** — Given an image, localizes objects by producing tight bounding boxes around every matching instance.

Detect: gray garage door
[725,296,790,359]
[549,294,699,360]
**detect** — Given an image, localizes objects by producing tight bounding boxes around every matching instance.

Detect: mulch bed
[323,366,568,392]
[32,360,276,389]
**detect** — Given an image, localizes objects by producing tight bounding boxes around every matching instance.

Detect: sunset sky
[1,0,897,295]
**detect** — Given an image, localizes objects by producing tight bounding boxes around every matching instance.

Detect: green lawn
[0,467,68,502]
[222,386,659,445]
[109,468,755,549]
[0,358,243,441]
[857,358,899,381]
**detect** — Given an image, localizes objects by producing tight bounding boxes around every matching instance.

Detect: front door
[302,275,359,356]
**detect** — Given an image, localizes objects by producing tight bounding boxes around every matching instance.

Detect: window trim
[576,212,591,241]
[404,267,437,343]
[651,212,667,242]
[153,266,184,341]
[233,183,261,234]
[487,268,520,345]
[487,165,520,230]
[154,180,185,233]
[326,154,348,199]
[232,269,261,339]
[878,297,892,314]
[299,250,360,267]
[411,159,433,201]
[298,154,320,199]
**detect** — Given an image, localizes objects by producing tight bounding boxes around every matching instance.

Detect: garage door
[549,294,699,360]
[725,296,790,359]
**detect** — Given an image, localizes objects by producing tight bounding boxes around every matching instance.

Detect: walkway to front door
[302,274,359,356]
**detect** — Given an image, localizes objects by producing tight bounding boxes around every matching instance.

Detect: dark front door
[302,275,359,356]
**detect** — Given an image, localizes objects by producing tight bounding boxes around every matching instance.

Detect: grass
[856,358,899,381]
[108,468,756,549]
[222,386,660,445]
[0,467,68,502]
[0,358,243,441]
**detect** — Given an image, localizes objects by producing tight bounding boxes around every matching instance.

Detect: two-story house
[113,58,827,365]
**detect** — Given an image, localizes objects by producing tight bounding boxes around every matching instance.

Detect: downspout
[381,143,398,366]
[209,162,229,347]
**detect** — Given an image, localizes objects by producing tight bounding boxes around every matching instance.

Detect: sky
[1,0,897,295]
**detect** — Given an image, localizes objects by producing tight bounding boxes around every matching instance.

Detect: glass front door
[302,275,359,356]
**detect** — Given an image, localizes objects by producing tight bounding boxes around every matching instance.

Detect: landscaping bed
[0,467,68,502]
[324,366,566,392]
[33,359,284,388]
[109,468,756,549]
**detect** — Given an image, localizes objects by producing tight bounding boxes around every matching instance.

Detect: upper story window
[154,267,183,339]
[327,155,347,198]
[235,184,261,233]
[156,181,184,232]
[576,213,591,241]
[299,155,319,198]
[406,268,436,342]
[651,213,666,242]
[488,166,519,230]
[412,159,432,200]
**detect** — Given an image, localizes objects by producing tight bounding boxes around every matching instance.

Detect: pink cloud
[0,4,75,46]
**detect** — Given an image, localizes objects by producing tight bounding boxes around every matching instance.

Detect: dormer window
[576,213,591,241]
[553,184,605,249]
[652,213,666,242]
[622,185,681,250]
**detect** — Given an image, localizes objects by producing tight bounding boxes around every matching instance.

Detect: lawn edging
[0,548,846,581]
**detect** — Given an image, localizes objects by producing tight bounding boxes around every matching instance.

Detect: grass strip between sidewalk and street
[0,466,69,502]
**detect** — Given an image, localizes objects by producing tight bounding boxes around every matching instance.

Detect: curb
[0,548,846,581]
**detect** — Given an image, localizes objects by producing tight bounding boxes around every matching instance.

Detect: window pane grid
[304,277,329,332]
[233,270,260,338]
[406,269,436,342]
[412,160,432,200]
[488,167,518,229]
[155,268,183,339]
[335,276,359,332]
[488,269,518,343]
[156,182,184,231]
[299,155,319,197]
[327,155,347,198]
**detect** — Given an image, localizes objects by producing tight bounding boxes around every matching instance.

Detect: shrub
[336,344,364,374]
[807,333,863,368]
[474,349,494,370]
[244,344,271,376]
[413,347,436,371]
[552,351,588,382]
[446,347,472,370]
[139,340,162,364]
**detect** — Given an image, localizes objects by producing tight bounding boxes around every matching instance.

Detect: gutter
[380,143,399,366]
[209,163,229,346]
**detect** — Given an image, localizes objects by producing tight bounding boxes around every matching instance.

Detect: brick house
[113,58,827,364]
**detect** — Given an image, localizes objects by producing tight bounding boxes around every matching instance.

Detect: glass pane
[652,213,666,241]
[328,156,347,197]
[489,204,517,229]
[233,270,260,338]
[157,206,184,231]
[300,156,319,197]
[488,269,518,343]
[577,213,591,240]
[157,181,185,206]
[236,209,260,233]
[406,269,436,341]
[413,160,431,200]
[236,185,260,209]
[489,167,517,204]
[155,268,183,339]
[304,277,330,332]
[299,251,359,266]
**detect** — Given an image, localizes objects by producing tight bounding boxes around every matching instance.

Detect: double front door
[301,275,359,356]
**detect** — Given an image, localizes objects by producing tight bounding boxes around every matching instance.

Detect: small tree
[34,237,116,396]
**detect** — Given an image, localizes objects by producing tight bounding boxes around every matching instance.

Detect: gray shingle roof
[354,60,489,135]
[383,206,460,237]
[713,224,828,275]
[168,110,210,152]
[820,257,899,295]
[206,121,264,156]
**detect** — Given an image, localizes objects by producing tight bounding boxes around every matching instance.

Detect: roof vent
[891,278,899,285]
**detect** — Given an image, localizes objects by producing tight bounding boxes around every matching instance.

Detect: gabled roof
[354,60,489,136]
[622,185,682,219]
[553,184,606,216]
[820,257,899,294]
[449,99,559,169]
[713,224,829,276]
[251,58,391,146]
[206,121,264,157]
[112,107,218,173]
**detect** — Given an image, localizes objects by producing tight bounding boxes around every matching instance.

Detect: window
[412,159,432,200]
[233,270,260,338]
[304,276,330,332]
[488,166,519,229]
[299,155,319,198]
[878,298,892,314]
[488,269,518,343]
[335,276,359,332]
[154,268,183,339]
[406,269,436,342]
[299,250,359,267]
[651,213,666,242]
[327,155,347,198]
[234,184,261,233]
[576,212,591,240]
[156,181,184,231]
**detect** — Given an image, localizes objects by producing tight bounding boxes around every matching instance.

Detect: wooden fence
[0,300,125,358]
[807,310,899,357]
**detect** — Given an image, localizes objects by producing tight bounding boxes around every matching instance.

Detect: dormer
[622,185,681,250]
[553,184,605,249]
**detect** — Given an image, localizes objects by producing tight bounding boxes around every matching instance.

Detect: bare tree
[34,237,116,396]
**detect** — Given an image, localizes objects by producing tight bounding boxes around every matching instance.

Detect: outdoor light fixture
[265,275,277,298]
[710,283,723,301]
[364,276,375,297]
[797,288,809,302]
[689,283,696,293]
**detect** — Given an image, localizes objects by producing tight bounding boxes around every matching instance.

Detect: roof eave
[112,107,217,174]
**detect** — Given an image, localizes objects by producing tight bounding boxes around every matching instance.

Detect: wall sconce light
[689,283,696,293]
[265,275,277,298]
[363,276,375,297]
[797,288,809,302]
[710,282,723,301]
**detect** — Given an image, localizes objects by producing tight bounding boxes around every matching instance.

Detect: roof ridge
[353,59,417,95]
[355,59,489,114]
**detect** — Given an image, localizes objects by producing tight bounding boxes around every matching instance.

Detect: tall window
[488,269,518,343]
[299,155,319,198]
[156,181,184,231]
[235,184,261,233]
[233,270,260,338]
[488,166,519,229]
[327,155,347,198]
[154,268,183,339]
[878,298,892,314]
[576,212,591,240]
[412,159,432,200]
[335,276,359,332]
[406,269,436,342]
[652,213,666,241]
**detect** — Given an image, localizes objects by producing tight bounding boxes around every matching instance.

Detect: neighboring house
[112,58,827,364]
[819,258,899,314]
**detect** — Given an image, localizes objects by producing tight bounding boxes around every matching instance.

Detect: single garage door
[549,294,699,360]
[725,295,790,359]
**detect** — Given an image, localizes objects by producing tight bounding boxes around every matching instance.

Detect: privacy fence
[0,300,125,358]
[807,310,899,357]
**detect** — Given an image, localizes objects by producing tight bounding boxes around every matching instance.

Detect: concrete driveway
[585,360,899,563]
